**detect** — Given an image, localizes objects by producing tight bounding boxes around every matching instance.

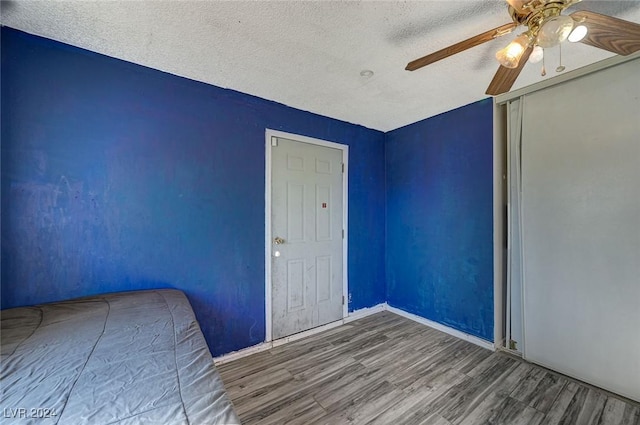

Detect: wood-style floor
[217,312,640,425]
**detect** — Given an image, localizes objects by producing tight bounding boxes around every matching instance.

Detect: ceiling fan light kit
[496,33,533,68]
[568,24,588,42]
[528,45,545,63]
[536,15,574,47]
[405,0,640,96]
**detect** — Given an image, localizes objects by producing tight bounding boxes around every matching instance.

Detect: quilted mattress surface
[1,289,240,425]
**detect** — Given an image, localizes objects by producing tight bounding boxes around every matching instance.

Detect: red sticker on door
[322,203,327,208]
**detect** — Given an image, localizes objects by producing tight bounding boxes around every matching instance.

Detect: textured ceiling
[2,0,639,131]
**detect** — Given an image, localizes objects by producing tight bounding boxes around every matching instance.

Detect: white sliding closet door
[519,57,640,401]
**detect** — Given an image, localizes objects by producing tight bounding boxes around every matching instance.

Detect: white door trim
[493,100,507,350]
[264,129,349,343]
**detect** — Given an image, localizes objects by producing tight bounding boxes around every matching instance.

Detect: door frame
[493,101,507,351]
[264,129,349,343]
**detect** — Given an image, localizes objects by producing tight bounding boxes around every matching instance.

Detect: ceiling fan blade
[406,22,518,71]
[571,10,640,56]
[486,46,533,95]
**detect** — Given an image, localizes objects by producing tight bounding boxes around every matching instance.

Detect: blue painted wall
[385,99,494,341]
[1,27,386,356]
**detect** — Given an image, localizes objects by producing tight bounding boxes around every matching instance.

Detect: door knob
[274,236,285,245]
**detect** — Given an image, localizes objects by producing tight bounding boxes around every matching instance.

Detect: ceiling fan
[405,0,640,95]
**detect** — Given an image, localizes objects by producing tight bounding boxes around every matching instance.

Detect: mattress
[1,289,240,424]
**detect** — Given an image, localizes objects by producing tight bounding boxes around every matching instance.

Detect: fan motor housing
[508,0,573,36]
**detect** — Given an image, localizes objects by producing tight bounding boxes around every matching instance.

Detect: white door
[271,136,344,339]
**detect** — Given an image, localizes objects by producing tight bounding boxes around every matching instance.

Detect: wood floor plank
[389,340,476,390]
[312,368,391,412]
[573,388,608,425]
[252,396,326,425]
[351,332,406,363]
[291,355,357,382]
[300,361,372,400]
[217,351,278,383]
[437,361,530,424]
[400,367,468,396]
[557,385,591,425]
[312,384,406,425]
[494,362,537,397]
[217,312,640,425]
[232,376,305,417]
[368,373,467,425]
[418,414,454,425]
[226,367,293,400]
[511,367,549,401]
[427,355,517,416]
[540,382,580,425]
[465,350,517,378]
[356,337,431,369]
[316,379,401,419]
[455,345,494,374]
[233,380,311,420]
[600,397,627,425]
[517,370,569,414]
[599,397,640,425]
[456,390,512,425]
[621,403,640,425]
[482,396,546,425]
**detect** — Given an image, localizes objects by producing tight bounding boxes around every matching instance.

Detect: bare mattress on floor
[1,289,240,425]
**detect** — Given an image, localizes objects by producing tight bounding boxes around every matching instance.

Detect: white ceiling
[2,0,639,131]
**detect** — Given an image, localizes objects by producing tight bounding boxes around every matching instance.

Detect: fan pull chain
[541,49,546,76]
[556,44,566,72]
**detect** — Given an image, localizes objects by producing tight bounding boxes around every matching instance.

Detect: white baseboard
[213,342,272,365]
[385,305,495,351]
[271,320,344,348]
[214,303,387,364]
[344,303,386,323]
[214,302,495,364]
